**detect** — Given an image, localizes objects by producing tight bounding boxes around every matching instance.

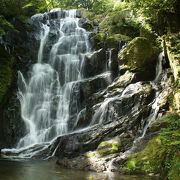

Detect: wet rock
[68,73,111,130]
[108,48,119,79]
[90,33,106,50]
[76,10,81,18]
[82,49,106,78]
[52,82,156,162]
[107,72,136,91]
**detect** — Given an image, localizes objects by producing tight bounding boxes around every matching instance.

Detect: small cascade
[90,97,117,125]
[154,52,164,82]
[107,51,168,171]
[38,24,50,63]
[106,49,112,71]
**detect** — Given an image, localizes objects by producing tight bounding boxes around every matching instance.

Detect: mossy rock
[97,141,120,157]
[119,37,159,69]
[123,137,164,174]
[87,152,96,158]
[173,89,180,113]
[106,36,119,49]
[91,33,120,50]
[123,114,180,179]
[119,37,159,80]
[91,33,106,50]
[0,45,14,104]
[113,34,131,42]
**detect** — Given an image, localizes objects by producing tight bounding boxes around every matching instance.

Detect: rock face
[0,17,40,148]
[0,44,26,148]
[0,9,120,150]
[78,18,93,31]
[165,34,180,113]
[0,45,14,104]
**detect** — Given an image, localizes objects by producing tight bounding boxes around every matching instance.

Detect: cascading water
[17,9,92,148]
[2,8,118,159]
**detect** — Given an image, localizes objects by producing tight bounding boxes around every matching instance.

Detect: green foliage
[0,16,16,36]
[98,10,140,39]
[0,0,48,36]
[46,0,112,14]
[122,0,180,34]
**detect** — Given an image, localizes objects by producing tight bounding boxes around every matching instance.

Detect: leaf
[22,2,34,9]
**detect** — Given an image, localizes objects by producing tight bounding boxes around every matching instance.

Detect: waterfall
[16,9,91,149]
[1,9,117,159]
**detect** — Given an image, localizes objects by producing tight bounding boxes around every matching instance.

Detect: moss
[172,89,180,113]
[106,36,119,49]
[97,141,120,157]
[92,33,106,49]
[166,33,180,113]
[168,152,180,180]
[124,114,180,179]
[0,45,14,104]
[124,137,163,174]
[88,152,95,158]
[92,33,120,50]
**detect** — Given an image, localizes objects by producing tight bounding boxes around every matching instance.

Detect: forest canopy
[0,0,179,36]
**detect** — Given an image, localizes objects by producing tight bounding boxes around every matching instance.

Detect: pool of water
[0,159,159,180]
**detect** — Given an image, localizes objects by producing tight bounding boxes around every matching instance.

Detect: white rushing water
[16,9,91,149]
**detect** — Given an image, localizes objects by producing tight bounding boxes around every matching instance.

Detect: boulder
[119,37,159,81]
